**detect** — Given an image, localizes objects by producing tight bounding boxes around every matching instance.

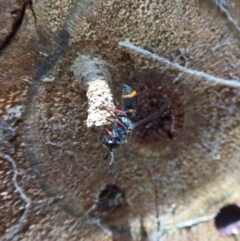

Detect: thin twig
[118,39,240,87]
[0,153,31,241]
[167,213,217,233]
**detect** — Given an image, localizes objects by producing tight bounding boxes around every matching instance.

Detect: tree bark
[1,0,240,240]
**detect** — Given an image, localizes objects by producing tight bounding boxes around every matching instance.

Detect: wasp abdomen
[122,84,138,117]
[122,84,137,97]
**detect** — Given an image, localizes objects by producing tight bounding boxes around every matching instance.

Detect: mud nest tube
[72,55,115,127]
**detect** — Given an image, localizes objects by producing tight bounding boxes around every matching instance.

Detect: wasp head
[101,138,121,151]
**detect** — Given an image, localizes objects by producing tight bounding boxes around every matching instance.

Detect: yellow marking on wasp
[122,90,137,99]
[129,109,136,113]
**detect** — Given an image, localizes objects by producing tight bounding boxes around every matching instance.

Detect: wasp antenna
[109,151,115,165]
[131,102,171,129]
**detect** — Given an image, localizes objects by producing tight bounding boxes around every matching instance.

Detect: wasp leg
[104,151,110,160]
[115,101,124,110]
[100,104,127,116]
[104,127,115,138]
[106,116,125,128]
[109,151,115,165]
[103,150,115,165]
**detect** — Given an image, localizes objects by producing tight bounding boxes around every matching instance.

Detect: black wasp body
[101,84,137,165]
[101,116,131,162]
[101,84,170,165]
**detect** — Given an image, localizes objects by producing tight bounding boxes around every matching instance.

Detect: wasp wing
[131,103,171,129]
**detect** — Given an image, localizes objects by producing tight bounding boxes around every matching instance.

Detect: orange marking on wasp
[122,90,137,99]
[128,109,136,113]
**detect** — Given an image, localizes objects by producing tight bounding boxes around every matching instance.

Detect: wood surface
[0,0,240,240]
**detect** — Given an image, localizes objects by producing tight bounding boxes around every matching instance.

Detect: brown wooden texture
[1,0,240,240]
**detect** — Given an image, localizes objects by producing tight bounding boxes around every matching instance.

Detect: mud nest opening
[214,204,240,236]
[130,73,185,147]
[96,184,126,211]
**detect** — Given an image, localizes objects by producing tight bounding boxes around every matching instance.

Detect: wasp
[101,84,170,165]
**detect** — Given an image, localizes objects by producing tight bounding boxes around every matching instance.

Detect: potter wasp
[101,84,170,165]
